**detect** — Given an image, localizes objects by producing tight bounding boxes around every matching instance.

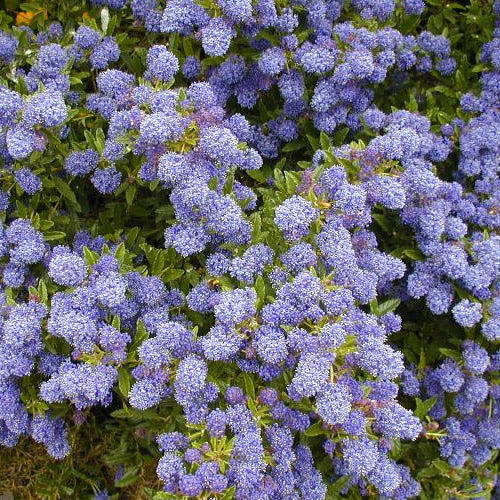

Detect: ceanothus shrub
[0,0,498,498]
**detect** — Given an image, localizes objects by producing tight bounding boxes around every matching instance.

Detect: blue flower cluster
[0,0,499,498]
[108,161,425,497]
[74,25,120,69]
[83,63,262,252]
[401,341,500,470]
[68,0,456,162]
[328,105,499,337]
[0,219,46,288]
[0,24,123,193]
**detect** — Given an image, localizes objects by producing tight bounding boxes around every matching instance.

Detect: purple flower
[452,300,483,328]
[14,168,42,195]
[48,251,87,287]
[91,167,122,194]
[258,47,286,76]
[74,26,101,49]
[64,149,100,176]
[275,196,319,241]
[146,45,179,82]
[24,90,67,127]
[202,18,234,57]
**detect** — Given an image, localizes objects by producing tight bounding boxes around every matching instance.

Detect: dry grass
[0,419,162,499]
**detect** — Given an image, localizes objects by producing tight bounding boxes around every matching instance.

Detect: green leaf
[208,175,219,190]
[117,367,131,398]
[110,407,163,421]
[255,275,266,307]
[242,373,255,400]
[432,459,450,473]
[455,69,468,91]
[400,14,422,35]
[121,52,143,75]
[161,268,184,282]
[43,231,66,241]
[282,140,305,152]
[112,315,121,330]
[83,246,99,266]
[114,242,126,263]
[37,279,48,303]
[417,465,439,479]
[407,93,419,112]
[377,298,401,316]
[84,130,97,150]
[438,348,461,361]
[465,491,495,499]
[274,167,286,192]
[372,213,392,234]
[126,227,140,246]
[223,168,235,195]
[327,475,351,494]
[320,131,331,150]
[131,320,149,350]
[106,13,119,35]
[418,347,426,372]
[152,251,165,276]
[53,177,81,211]
[153,493,179,500]
[427,13,444,32]
[304,421,325,437]
[275,157,286,171]
[306,134,320,150]
[247,168,268,183]
[250,212,262,242]
[415,396,438,420]
[285,171,300,195]
[219,486,237,500]
[38,219,54,230]
[431,85,456,97]
[471,63,489,73]
[115,466,140,487]
[125,184,137,206]
[331,127,349,147]
[403,248,424,260]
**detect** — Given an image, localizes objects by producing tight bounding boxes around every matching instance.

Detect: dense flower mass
[0,0,499,498]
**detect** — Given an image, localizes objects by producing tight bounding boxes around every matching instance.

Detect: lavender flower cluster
[329,93,499,339]
[85,62,262,253]
[402,341,500,470]
[0,0,499,498]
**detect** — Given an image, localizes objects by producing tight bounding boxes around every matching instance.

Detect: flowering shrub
[0,0,498,498]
